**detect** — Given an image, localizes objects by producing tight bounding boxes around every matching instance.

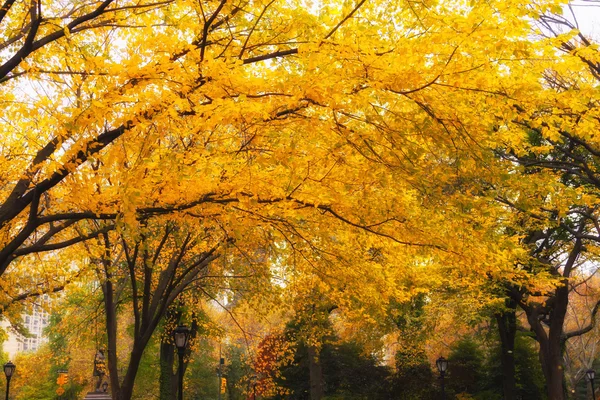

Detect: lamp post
[3,361,15,400]
[587,369,596,400]
[173,325,191,400]
[102,381,109,393]
[217,356,224,400]
[436,356,448,400]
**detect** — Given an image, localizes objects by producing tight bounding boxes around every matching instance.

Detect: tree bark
[102,279,122,400]
[160,340,177,400]
[496,298,517,400]
[506,228,586,400]
[307,345,323,400]
[524,300,567,400]
[116,344,148,400]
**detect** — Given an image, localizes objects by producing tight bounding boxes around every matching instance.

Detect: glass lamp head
[436,356,448,374]
[3,361,15,379]
[587,369,596,381]
[173,325,191,350]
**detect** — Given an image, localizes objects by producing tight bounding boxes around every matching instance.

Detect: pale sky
[565,1,600,39]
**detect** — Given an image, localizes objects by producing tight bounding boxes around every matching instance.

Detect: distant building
[2,301,50,358]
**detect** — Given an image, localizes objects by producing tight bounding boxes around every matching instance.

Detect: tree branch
[564,299,600,340]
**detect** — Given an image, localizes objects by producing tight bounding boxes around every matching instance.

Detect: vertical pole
[5,378,9,400]
[218,346,222,400]
[592,380,596,400]
[178,349,184,400]
[217,367,221,400]
[217,344,222,400]
[441,374,445,400]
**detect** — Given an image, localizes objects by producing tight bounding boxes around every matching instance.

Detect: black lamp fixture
[173,325,191,400]
[588,369,596,381]
[3,361,15,400]
[588,369,596,399]
[102,381,109,393]
[174,325,191,351]
[436,356,448,400]
[436,356,448,375]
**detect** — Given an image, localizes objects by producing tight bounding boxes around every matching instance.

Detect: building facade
[2,302,50,358]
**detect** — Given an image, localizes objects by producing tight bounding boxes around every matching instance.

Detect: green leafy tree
[184,338,221,400]
[482,334,546,400]
[446,337,486,398]
[274,337,391,399]
[389,344,435,400]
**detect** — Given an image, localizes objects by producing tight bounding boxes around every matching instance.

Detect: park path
[82,392,111,400]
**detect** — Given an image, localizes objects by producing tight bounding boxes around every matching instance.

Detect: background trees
[4,0,600,400]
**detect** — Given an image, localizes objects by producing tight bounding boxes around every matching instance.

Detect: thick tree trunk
[102,280,122,400]
[307,345,323,400]
[159,340,177,400]
[546,284,570,400]
[496,299,517,400]
[105,347,147,400]
[543,340,567,400]
[103,276,155,400]
[525,302,567,400]
[116,345,146,400]
[544,350,566,400]
[510,234,584,400]
[102,280,139,400]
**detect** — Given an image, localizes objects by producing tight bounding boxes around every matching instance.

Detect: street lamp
[3,362,15,400]
[436,356,448,400]
[173,325,191,400]
[102,381,109,393]
[218,356,225,400]
[587,369,596,400]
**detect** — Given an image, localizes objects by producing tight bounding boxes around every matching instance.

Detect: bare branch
[323,0,368,40]
[564,299,600,340]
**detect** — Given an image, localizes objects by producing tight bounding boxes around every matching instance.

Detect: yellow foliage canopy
[0,0,590,350]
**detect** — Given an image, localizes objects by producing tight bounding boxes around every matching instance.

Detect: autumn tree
[81,218,222,400]
[0,0,178,277]
[3,2,595,400]
[344,2,600,398]
[480,6,600,399]
[0,0,574,275]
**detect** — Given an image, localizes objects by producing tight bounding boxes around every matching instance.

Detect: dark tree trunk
[522,287,569,400]
[116,344,148,400]
[98,226,218,400]
[551,283,570,399]
[102,274,152,400]
[160,340,177,400]
[496,298,517,400]
[159,309,179,400]
[307,345,323,400]
[506,230,586,400]
[102,279,121,400]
